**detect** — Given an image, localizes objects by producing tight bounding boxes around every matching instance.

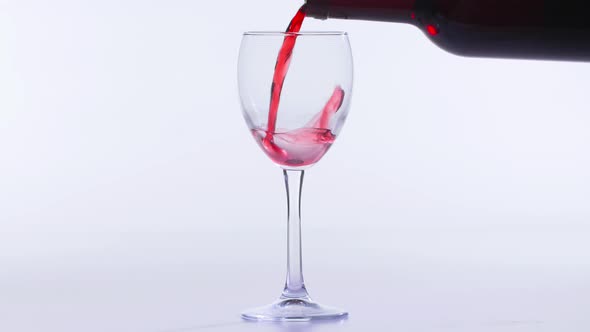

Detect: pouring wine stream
[260,5,345,168]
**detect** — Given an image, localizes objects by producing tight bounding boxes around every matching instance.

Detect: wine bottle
[305,0,590,61]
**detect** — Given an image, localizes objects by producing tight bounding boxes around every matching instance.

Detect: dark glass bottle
[305,0,590,61]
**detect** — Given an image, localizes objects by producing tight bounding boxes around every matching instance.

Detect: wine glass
[238,31,353,321]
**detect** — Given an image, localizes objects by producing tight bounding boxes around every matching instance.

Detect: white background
[1,1,589,331]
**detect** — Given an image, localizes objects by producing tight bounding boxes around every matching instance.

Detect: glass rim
[243,31,348,37]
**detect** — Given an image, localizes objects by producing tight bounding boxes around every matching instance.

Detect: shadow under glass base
[241,298,348,322]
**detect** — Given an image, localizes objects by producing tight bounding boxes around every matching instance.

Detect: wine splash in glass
[238,6,353,322]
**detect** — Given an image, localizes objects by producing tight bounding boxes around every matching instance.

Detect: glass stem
[281,169,310,300]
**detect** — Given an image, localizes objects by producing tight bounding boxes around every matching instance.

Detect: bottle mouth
[304,1,329,20]
[243,31,347,36]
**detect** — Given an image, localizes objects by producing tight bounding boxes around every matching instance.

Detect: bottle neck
[305,0,416,23]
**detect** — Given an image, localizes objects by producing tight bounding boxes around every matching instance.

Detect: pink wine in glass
[255,87,344,167]
[260,5,346,168]
[253,128,335,167]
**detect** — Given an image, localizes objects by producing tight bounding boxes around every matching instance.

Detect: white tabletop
[2,228,588,332]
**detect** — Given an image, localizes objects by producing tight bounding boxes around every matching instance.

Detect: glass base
[241,298,348,322]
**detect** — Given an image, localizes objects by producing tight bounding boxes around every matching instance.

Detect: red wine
[260,5,345,167]
[253,128,335,167]
[258,87,345,167]
[305,0,590,61]
[267,6,307,136]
